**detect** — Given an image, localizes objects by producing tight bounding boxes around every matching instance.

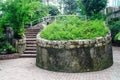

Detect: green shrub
[115,32,120,41]
[108,19,120,41]
[48,5,59,16]
[89,13,106,20]
[0,34,6,42]
[40,16,109,40]
[0,42,16,54]
[0,0,47,39]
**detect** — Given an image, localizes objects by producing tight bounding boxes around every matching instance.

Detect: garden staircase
[21,25,41,58]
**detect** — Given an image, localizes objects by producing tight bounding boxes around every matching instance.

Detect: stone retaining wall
[13,36,26,54]
[36,33,113,72]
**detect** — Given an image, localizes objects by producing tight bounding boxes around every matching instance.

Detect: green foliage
[77,0,107,16]
[89,13,106,20]
[0,42,16,54]
[108,19,120,41]
[115,32,120,41]
[59,0,78,14]
[0,0,47,39]
[0,25,3,34]
[48,5,59,16]
[0,34,6,42]
[40,16,109,40]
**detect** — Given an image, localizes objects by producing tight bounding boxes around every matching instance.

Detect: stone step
[23,26,41,56]
[26,41,36,44]
[26,38,36,41]
[26,47,36,50]
[25,32,39,34]
[26,44,36,47]
[26,34,37,37]
[26,30,40,32]
[24,50,36,54]
[25,33,38,35]
[27,28,40,30]
[25,34,37,36]
[26,28,40,30]
[20,54,36,58]
[26,36,37,38]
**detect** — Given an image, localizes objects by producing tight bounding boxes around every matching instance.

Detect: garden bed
[36,33,113,72]
[36,16,113,72]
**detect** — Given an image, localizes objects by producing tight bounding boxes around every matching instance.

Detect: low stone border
[0,53,21,60]
[36,33,111,49]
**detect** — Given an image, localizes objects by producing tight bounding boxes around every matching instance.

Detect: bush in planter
[40,16,109,40]
[37,16,113,72]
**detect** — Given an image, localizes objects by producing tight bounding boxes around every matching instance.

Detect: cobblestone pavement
[0,47,120,80]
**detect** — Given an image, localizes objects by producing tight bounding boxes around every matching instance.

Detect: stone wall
[36,33,113,72]
[13,36,26,54]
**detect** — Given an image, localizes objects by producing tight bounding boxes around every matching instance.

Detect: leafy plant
[48,5,59,16]
[77,0,107,16]
[115,32,120,41]
[40,16,109,40]
[0,0,47,39]
[0,42,16,54]
[59,0,78,14]
[89,13,106,20]
[108,19,120,42]
[0,34,6,42]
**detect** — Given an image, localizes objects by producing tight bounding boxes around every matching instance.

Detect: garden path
[0,46,120,80]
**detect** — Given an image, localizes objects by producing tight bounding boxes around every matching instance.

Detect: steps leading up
[20,26,41,58]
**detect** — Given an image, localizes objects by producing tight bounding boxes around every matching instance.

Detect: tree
[77,0,107,16]
[0,0,47,39]
[48,5,59,16]
[59,0,78,14]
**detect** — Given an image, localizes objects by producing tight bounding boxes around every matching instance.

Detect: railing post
[30,22,32,27]
[55,16,56,22]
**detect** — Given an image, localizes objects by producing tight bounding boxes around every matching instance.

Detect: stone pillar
[6,27,14,45]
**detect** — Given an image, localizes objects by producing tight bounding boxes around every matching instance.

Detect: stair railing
[24,15,86,28]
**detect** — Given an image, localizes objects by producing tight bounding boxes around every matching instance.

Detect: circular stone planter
[36,33,113,72]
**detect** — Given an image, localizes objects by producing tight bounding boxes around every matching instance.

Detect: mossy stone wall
[13,36,26,54]
[36,33,113,72]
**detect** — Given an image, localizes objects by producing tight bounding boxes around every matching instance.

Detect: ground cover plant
[0,34,16,54]
[40,16,109,40]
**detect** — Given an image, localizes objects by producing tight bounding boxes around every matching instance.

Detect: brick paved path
[0,47,120,80]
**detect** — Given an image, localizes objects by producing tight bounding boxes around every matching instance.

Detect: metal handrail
[24,15,86,28]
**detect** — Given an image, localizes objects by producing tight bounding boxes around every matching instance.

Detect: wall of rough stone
[13,36,26,54]
[36,33,113,72]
